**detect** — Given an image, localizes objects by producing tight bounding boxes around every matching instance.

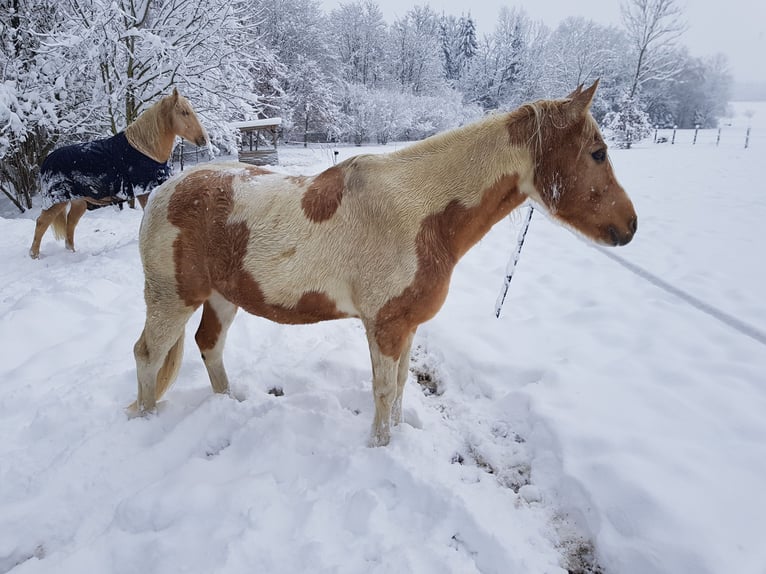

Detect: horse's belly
[220,277,354,325]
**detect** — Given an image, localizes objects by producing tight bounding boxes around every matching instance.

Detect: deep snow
[1,117,765,574]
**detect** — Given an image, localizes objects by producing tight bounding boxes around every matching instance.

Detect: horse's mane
[125,96,171,163]
[387,96,598,169]
[509,98,600,161]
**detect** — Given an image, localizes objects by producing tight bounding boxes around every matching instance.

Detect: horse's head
[166,88,208,148]
[521,80,637,246]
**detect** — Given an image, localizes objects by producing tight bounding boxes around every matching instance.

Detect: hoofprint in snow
[1,134,765,574]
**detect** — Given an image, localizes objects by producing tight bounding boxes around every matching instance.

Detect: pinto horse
[29,88,207,259]
[133,81,637,446]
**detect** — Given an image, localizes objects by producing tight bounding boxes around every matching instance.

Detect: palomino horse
[134,81,637,446]
[29,88,207,258]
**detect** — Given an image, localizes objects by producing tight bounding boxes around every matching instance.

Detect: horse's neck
[389,118,533,216]
[125,107,174,163]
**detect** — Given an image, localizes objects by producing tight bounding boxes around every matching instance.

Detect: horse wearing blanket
[134,81,637,446]
[29,88,207,258]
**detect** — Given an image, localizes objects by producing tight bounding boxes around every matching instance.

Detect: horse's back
[140,161,418,323]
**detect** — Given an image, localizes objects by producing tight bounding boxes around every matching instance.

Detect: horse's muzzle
[195,136,208,147]
[608,216,638,246]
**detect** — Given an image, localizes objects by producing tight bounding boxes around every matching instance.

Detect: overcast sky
[318,0,766,85]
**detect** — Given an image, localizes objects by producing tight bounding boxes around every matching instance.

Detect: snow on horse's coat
[40,132,172,210]
[133,81,638,446]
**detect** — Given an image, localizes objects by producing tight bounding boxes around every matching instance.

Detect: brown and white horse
[133,81,637,446]
[29,88,207,259]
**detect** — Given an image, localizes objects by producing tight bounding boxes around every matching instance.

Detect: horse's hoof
[125,401,157,418]
[368,428,391,448]
[29,249,40,259]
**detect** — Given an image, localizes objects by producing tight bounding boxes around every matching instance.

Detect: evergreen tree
[440,13,477,85]
[603,92,653,148]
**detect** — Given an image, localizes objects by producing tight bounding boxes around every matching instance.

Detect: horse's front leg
[365,325,412,447]
[392,330,416,426]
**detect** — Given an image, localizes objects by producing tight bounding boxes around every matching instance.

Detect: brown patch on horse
[374,174,526,357]
[167,169,242,306]
[195,301,222,352]
[233,288,349,324]
[301,166,345,222]
[167,168,347,323]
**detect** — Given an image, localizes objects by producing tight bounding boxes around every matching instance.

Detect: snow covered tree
[254,0,339,143]
[439,13,477,85]
[389,6,445,95]
[40,0,283,147]
[667,52,732,128]
[621,0,686,99]
[0,0,63,211]
[541,17,632,123]
[286,56,340,146]
[543,18,628,95]
[404,88,482,140]
[463,8,548,110]
[329,0,388,88]
[369,89,411,144]
[603,92,653,148]
[254,0,333,71]
[337,83,376,145]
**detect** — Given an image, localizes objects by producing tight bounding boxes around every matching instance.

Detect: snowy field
[1,124,765,574]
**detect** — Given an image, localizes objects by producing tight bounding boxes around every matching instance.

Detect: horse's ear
[566,79,599,120]
[566,84,584,100]
[171,87,179,102]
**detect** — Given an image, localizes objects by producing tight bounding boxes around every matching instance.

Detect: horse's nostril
[608,225,620,246]
[629,216,638,234]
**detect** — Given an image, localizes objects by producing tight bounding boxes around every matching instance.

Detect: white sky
[319,0,766,84]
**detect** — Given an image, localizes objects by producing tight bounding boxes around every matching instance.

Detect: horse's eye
[591,148,606,163]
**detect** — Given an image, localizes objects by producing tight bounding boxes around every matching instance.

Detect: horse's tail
[51,205,67,241]
[129,330,185,412]
[155,331,185,402]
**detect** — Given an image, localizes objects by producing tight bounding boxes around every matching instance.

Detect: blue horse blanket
[40,132,172,210]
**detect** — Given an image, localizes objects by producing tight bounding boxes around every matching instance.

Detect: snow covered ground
[1,128,765,574]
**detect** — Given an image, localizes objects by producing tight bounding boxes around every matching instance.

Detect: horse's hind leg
[133,293,196,413]
[194,291,239,395]
[65,199,87,252]
[30,202,67,259]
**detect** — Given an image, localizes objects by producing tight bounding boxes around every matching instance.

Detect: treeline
[1,0,731,209]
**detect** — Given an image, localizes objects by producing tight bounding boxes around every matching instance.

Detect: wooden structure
[231,118,282,166]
